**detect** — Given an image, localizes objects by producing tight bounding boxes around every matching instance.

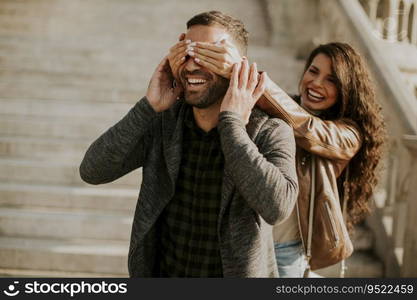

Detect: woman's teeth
[308,89,324,100]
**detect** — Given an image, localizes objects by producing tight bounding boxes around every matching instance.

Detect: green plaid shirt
[159,105,224,277]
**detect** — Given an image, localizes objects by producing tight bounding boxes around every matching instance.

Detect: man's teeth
[308,89,324,99]
[187,78,206,84]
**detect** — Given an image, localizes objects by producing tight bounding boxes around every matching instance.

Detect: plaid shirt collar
[183,104,220,138]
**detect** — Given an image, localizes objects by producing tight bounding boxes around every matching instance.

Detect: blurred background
[0,0,416,277]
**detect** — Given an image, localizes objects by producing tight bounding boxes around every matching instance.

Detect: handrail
[402,134,417,276]
[403,134,417,149]
[338,0,417,134]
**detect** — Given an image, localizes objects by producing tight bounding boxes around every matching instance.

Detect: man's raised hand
[146,56,183,113]
[220,58,266,124]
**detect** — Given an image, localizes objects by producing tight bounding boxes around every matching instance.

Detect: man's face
[178,25,230,108]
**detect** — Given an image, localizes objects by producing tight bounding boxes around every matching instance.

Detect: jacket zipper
[296,154,309,257]
[295,199,306,254]
[323,201,340,248]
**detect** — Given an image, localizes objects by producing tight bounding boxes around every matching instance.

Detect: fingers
[190,46,224,61]
[171,49,186,71]
[169,39,190,52]
[192,55,222,74]
[169,39,193,65]
[217,39,227,46]
[247,62,258,92]
[157,56,170,73]
[194,41,227,54]
[191,52,224,69]
[252,72,267,101]
[190,40,241,79]
[169,40,189,59]
[169,39,193,78]
[238,58,249,89]
[188,46,235,77]
[230,62,240,90]
[172,50,186,65]
[178,33,186,41]
[195,40,240,57]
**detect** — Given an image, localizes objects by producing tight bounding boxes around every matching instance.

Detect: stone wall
[264,0,320,58]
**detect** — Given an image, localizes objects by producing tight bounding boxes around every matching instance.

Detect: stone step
[0,182,137,213]
[0,236,128,274]
[0,98,133,119]
[0,68,151,91]
[352,224,374,252]
[0,115,117,139]
[0,4,176,40]
[0,0,269,45]
[0,136,88,161]
[0,37,174,90]
[0,268,126,278]
[0,82,143,103]
[0,158,141,188]
[0,50,159,77]
[316,251,384,278]
[248,45,304,94]
[0,33,171,57]
[0,11,179,43]
[0,207,132,241]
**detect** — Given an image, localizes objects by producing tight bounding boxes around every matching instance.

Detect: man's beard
[180,70,229,109]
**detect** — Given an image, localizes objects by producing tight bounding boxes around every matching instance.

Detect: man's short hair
[186,11,248,55]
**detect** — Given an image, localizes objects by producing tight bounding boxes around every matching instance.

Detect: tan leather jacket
[257,78,363,270]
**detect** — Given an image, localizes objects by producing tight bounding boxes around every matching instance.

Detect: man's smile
[181,70,212,93]
[185,77,209,91]
[187,78,207,84]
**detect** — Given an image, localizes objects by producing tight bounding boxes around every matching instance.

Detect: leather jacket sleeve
[256,78,362,161]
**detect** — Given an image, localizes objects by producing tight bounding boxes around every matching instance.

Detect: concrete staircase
[0,0,382,277]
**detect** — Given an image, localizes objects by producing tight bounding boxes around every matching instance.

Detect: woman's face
[299,53,338,114]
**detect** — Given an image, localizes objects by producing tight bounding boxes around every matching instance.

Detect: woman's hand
[188,39,242,78]
[220,58,267,124]
[168,33,194,81]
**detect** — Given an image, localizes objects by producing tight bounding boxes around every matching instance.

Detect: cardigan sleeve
[79,97,158,184]
[217,111,298,225]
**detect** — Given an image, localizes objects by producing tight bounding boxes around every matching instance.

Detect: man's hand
[146,56,183,113]
[220,58,266,124]
[188,39,242,78]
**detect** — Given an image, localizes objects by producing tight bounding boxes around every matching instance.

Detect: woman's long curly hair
[301,42,386,230]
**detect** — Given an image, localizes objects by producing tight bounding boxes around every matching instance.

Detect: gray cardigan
[79,97,298,277]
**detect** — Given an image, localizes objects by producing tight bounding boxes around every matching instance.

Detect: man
[80,11,298,277]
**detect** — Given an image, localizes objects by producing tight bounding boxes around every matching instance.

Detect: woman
[169,41,386,277]
[260,43,386,277]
